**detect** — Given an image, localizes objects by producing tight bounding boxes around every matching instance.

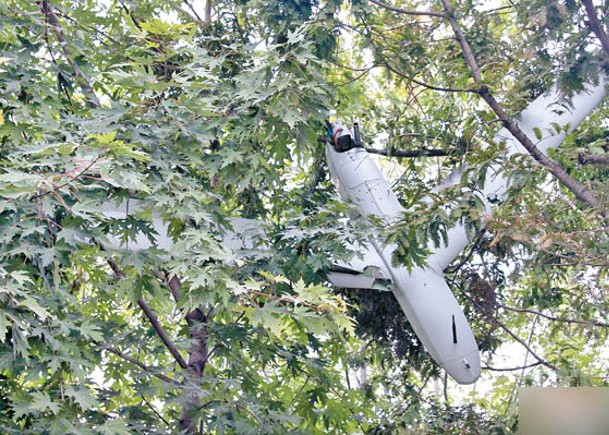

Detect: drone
[97,78,606,385]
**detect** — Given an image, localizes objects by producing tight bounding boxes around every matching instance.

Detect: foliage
[1,0,609,433]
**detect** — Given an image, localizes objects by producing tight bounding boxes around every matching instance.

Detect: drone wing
[326,240,392,291]
[95,201,386,286]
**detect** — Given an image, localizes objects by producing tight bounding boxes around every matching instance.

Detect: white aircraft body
[97,77,606,385]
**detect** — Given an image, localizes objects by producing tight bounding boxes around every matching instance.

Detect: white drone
[99,78,606,385]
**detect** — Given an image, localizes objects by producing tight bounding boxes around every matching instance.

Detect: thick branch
[106,259,188,369]
[581,0,609,57]
[482,89,598,208]
[39,0,100,108]
[160,273,212,434]
[579,153,609,166]
[440,0,482,82]
[137,298,189,369]
[106,257,209,433]
[168,275,182,301]
[180,307,210,434]
[440,0,599,210]
[204,0,212,24]
[102,345,176,383]
[368,0,446,18]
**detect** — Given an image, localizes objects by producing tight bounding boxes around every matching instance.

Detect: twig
[456,285,557,372]
[288,373,310,408]
[39,0,100,108]
[141,394,171,426]
[443,371,449,404]
[499,315,539,415]
[183,0,203,21]
[198,399,262,426]
[102,345,176,383]
[336,66,375,86]
[354,12,468,94]
[492,314,557,372]
[445,230,486,274]
[118,0,143,31]
[318,136,455,158]
[498,303,609,328]
[367,0,446,18]
[482,361,543,372]
[384,61,474,93]
[30,156,102,200]
[55,10,121,46]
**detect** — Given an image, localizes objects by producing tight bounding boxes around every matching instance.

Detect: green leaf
[99,419,132,435]
[65,385,99,411]
[17,295,49,320]
[30,391,60,415]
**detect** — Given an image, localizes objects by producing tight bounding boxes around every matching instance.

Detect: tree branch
[204,0,212,24]
[579,153,609,166]
[30,156,102,201]
[383,61,473,93]
[581,0,609,58]
[118,0,143,31]
[498,303,609,328]
[365,147,451,157]
[39,0,100,108]
[180,307,210,434]
[159,272,213,434]
[102,345,176,383]
[106,259,189,369]
[183,0,203,22]
[482,361,543,372]
[137,298,189,369]
[481,88,598,209]
[440,0,599,211]
[439,0,482,82]
[140,394,170,426]
[318,137,455,158]
[198,399,262,426]
[491,314,558,372]
[103,242,211,433]
[368,0,446,18]
[456,285,558,372]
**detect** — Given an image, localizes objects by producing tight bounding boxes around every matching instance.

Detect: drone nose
[442,350,481,385]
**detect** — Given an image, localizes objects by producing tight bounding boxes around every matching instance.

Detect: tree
[0,0,608,433]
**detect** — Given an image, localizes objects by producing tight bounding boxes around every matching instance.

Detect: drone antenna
[352,122,362,146]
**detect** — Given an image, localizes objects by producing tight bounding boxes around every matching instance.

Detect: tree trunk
[179,307,209,434]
